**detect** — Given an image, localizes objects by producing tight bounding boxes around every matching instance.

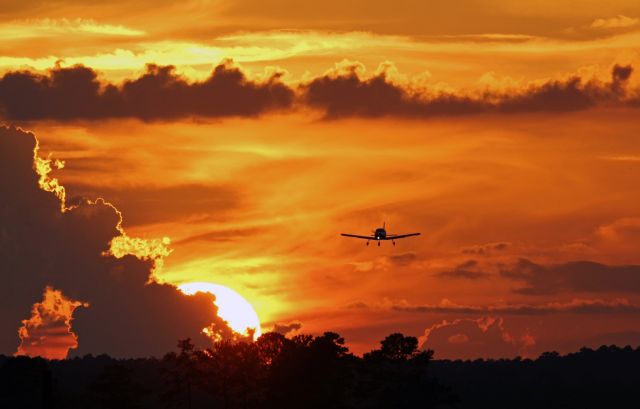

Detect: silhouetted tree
[359,333,454,409]
[163,338,199,409]
[365,333,423,361]
[256,332,290,365]
[266,332,355,409]
[198,340,266,409]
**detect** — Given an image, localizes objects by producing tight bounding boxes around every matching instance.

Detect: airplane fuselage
[341,224,419,246]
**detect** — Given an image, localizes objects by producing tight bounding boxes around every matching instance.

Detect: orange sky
[1,0,640,359]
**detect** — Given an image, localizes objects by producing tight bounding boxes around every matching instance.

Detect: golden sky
[1,0,640,359]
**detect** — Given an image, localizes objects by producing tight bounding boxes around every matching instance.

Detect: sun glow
[179,282,262,340]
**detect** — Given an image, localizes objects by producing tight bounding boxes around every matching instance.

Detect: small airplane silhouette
[341,223,420,246]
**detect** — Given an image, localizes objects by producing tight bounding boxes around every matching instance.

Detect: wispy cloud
[601,155,640,161]
[390,297,640,315]
[591,15,639,29]
[0,18,145,39]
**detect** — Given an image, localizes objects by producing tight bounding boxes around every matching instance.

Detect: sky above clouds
[0,0,639,359]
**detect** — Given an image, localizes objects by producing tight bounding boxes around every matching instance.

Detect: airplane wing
[341,233,375,240]
[385,233,421,240]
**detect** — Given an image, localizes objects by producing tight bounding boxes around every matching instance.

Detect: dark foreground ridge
[1,332,638,409]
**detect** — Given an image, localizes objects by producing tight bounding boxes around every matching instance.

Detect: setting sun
[179,282,261,340]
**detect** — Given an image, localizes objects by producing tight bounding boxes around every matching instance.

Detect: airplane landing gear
[392,240,396,246]
[377,241,381,246]
[366,241,369,246]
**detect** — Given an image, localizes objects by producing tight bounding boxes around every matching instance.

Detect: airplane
[341,223,420,246]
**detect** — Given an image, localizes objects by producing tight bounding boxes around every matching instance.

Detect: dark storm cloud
[436,260,490,280]
[0,125,234,357]
[303,69,484,118]
[500,258,640,295]
[303,64,638,118]
[0,63,638,121]
[0,61,294,121]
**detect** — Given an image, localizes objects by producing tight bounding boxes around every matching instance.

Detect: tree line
[1,331,639,409]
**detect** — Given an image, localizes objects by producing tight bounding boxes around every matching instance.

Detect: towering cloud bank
[0,61,294,121]
[304,64,638,118]
[0,125,233,358]
[0,62,637,121]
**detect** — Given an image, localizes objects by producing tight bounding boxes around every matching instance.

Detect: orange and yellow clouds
[21,105,640,356]
[17,287,87,360]
[1,0,640,359]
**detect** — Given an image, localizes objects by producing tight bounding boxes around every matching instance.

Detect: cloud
[386,252,418,266]
[303,64,638,118]
[0,18,145,39]
[500,258,640,295]
[447,333,469,344]
[612,64,634,82]
[16,287,87,360]
[596,217,640,243]
[176,227,266,245]
[303,67,485,118]
[601,155,640,161]
[392,298,640,315]
[68,183,240,227]
[1,63,638,121]
[420,316,534,359]
[461,242,511,255]
[436,260,490,280]
[0,125,234,358]
[590,15,639,29]
[271,321,302,336]
[0,61,294,121]
[553,217,640,263]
